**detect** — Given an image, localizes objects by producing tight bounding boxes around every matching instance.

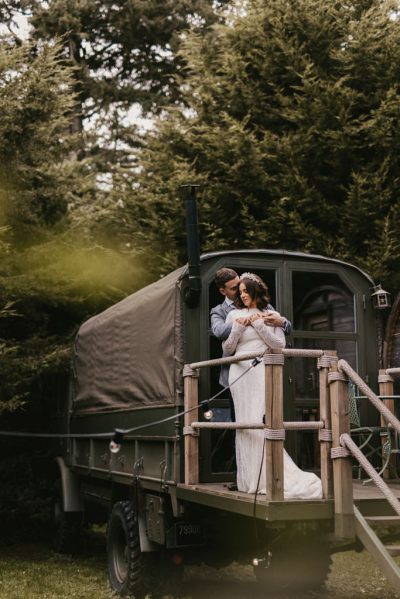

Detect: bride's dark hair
[234,274,271,310]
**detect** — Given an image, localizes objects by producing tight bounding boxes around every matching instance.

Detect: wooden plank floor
[176,479,400,520]
[179,479,400,501]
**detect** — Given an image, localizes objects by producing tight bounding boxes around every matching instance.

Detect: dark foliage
[118,0,400,291]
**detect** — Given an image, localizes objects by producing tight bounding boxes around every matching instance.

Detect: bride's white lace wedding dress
[223,308,322,499]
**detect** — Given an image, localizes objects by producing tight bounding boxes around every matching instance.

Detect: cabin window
[293,338,357,400]
[292,272,355,333]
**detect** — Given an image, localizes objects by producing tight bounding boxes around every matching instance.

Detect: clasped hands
[235,311,283,327]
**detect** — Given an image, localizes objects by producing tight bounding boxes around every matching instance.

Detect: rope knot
[378,373,394,384]
[264,428,286,440]
[183,365,199,378]
[331,446,350,459]
[183,426,199,437]
[318,429,333,442]
[263,353,284,365]
[318,355,337,369]
[328,371,347,384]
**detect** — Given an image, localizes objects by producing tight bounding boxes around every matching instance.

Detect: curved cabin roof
[197,249,374,285]
[72,249,374,416]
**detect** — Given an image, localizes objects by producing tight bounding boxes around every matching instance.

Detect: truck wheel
[53,496,83,554]
[107,501,183,598]
[254,531,331,592]
[107,501,158,598]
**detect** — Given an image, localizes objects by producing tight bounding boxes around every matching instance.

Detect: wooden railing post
[318,351,336,499]
[379,369,396,479]
[264,352,284,501]
[183,365,199,485]
[329,361,355,539]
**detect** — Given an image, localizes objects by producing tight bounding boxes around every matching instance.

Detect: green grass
[0,534,399,599]
[0,535,113,599]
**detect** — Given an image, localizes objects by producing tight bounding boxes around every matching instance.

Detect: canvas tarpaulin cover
[72,267,185,415]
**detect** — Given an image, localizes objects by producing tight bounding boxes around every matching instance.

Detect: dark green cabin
[187,250,379,482]
[71,248,379,485]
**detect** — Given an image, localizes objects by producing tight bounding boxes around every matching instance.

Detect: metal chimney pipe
[182,184,202,307]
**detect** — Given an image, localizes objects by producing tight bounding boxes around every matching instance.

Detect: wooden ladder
[354,506,400,592]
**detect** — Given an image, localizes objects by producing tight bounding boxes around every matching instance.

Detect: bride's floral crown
[240,272,260,283]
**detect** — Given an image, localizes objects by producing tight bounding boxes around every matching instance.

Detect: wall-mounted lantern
[371,284,391,310]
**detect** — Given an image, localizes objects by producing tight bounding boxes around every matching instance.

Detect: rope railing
[184,347,335,498]
[189,348,325,370]
[188,350,400,533]
[338,360,400,435]
[331,359,400,536]
[186,349,330,437]
[190,420,324,431]
[189,351,263,369]
[185,353,399,502]
[340,433,400,517]
[386,367,400,377]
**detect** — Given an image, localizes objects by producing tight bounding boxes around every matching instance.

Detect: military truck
[52,194,400,597]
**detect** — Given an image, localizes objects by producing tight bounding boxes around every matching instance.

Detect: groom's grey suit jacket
[210,299,237,388]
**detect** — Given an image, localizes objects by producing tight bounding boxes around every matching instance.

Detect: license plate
[167,522,204,547]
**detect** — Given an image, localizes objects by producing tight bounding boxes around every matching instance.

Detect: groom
[210,267,291,388]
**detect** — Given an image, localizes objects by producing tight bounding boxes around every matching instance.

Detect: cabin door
[285,265,361,471]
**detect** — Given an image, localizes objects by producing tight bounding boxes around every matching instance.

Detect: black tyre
[107,501,183,598]
[53,495,83,554]
[254,530,332,593]
[107,501,145,597]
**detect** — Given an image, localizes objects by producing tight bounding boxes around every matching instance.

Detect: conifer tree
[9,0,231,240]
[0,39,144,416]
[119,0,400,291]
[22,1,229,123]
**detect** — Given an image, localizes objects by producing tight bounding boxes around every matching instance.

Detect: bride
[223,272,322,499]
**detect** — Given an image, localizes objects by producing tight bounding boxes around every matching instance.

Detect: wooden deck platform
[176,480,400,521]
